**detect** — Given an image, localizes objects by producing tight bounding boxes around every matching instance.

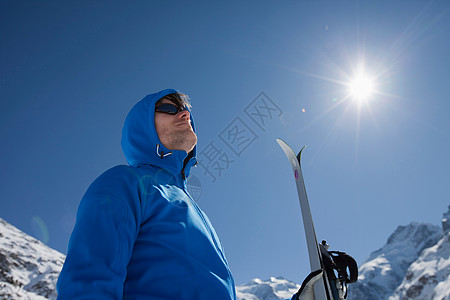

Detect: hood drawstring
[156,144,173,159]
[180,150,196,180]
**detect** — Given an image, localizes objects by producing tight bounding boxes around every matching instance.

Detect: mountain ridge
[1,206,449,299]
[347,222,443,300]
[0,218,64,300]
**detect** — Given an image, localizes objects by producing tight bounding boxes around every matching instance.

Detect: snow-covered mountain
[1,207,449,299]
[348,206,450,300]
[0,218,64,300]
[388,207,450,300]
[236,276,299,300]
[347,223,443,300]
[389,230,450,300]
[237,207,450,300]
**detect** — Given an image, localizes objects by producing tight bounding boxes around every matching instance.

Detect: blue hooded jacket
[57,89,236,300]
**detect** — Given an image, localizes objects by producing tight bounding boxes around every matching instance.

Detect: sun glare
[348,72,375,102]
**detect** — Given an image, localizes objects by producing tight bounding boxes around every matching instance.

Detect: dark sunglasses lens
[156,103,180,114]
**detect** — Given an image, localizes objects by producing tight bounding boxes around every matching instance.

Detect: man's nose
[178,109,190,119]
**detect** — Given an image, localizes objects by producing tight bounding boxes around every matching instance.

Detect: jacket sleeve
[57,171,140,299]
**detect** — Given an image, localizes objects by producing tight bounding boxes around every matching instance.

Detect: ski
[276,138,334,300]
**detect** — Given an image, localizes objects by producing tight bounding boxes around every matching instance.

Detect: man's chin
[165,133,197,153]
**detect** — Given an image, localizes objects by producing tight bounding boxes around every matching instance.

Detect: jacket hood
[121,88,197,178]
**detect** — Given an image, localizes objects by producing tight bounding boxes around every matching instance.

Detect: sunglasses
[155,103,186,115]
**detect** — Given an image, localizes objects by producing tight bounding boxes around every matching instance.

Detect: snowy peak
[385,222,442,250]
[2,206,450,300]
[236,207,450,300]
[0,218,65,299]
[348,222,442,300]
[390,231,450,299]
[348,207,450,300]
[388,206,450,300]
[236,276,299,300]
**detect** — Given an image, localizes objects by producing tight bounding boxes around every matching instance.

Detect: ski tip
[299,145,306,154]
[276,138,307,160]
[296,146,306,163]
[276,138,290,150]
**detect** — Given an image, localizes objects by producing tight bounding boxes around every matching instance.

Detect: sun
[348,72,375,102]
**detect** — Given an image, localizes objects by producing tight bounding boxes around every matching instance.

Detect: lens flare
[31,216,50,244]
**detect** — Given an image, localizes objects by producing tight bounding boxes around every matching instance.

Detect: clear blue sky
[1,0,449,285]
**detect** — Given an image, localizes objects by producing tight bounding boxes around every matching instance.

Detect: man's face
[154,98,197,153]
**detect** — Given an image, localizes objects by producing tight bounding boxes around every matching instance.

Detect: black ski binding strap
[320,240,358,299]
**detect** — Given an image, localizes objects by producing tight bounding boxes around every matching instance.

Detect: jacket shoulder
[85,165,152,197]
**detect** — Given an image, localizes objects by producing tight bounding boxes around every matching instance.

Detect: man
[57,88,319,300]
